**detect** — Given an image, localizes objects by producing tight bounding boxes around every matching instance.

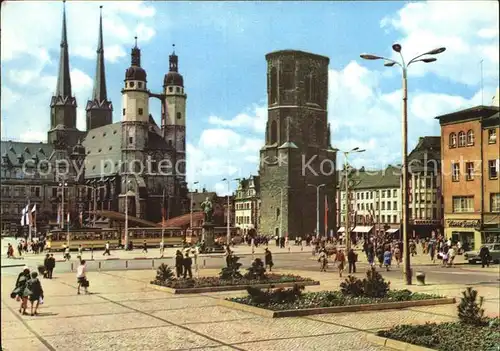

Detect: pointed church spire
[55,0,72,98]
[92,5,107,101]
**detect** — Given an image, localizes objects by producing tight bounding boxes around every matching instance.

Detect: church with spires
[0,3,189,235]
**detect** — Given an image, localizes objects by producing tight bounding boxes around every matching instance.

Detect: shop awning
[353,226,373,233]
[337,227,345,233]
[386,228,400,234]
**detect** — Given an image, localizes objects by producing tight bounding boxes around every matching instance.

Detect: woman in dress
[13,267,30,314]
[24,271,44,316]
[383,248,392,271]
[76,260,88,294]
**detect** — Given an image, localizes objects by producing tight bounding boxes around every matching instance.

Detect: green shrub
[246,284,305,305]
[457,287,487,326]
[219,255,243,280]
[340,276,364,297]
[362,267,389,298]
[155,263,175,282]
[387,289,412,301]
[244,258,267,280]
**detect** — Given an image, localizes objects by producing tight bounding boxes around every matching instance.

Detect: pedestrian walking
[264,248,274,271]
[394,246,401,267]
[175,250,183,278]
[43,254,50,278]
[77,244,83,259]
[47,254,55,279]
[318,249,328,272]
[76,260,89,295]
[103,241,111,256]
[7,243,14,258]
[335,249,346,277]
[224,246,232,267]
[12,267,30,315]
[183,253,193,279]
[479,245,491,268]
[383,248,392,271]
[24,272,44,316]
[448,246,456,267]
[347,248,357,274]
[142,240,148,253]
[159,240,165,258]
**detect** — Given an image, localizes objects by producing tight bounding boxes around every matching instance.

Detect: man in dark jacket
[347,249,357,273]
[43,254,50,278]
[183,253,193,279]
[479,245,491,268]
[47,254,56,279]
[264,248,273,272]
[175,250,183,278]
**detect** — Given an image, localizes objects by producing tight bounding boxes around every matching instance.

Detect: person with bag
[24,271,44,316]
[76,260,89,295]
[12,267,30,315]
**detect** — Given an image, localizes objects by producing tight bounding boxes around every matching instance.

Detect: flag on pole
[28,204,34,228]
[20,205,28,225]
[32,204,37,233]
[57,204,61,225]
[324,195,328,238]
[25,204,31,226]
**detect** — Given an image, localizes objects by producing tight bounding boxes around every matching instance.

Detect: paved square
[1,267,498,351]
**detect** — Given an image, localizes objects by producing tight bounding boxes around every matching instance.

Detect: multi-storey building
[338,165,402,239]
[436,92,499,250]
[259,50,337,239]
[234,176,261,235]
[1,4,188,235]
[407,136,444,237]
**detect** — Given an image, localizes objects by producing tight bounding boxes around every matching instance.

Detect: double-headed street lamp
[360,43,446,285]
[221,178,239,246]
[332,147,365,252]
[307,183,326,239]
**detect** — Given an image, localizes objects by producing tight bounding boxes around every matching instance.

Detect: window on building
[138,82,143,88]
[452,163,460,181]
[138,108,143,115]
[432,208,437,219]
[129,81,135,88]
[282,62,294,90]
[381,190,385,198]
[433,193,437,203]
[393,201,397,210]
[270,120,278,144]
[420,209,426,218]
[381,202,385,210]
[361,193,364,200]
[467,130,474,146]
[169,87,173,93]
[393,189,397,197]
[458,131,466,147]
[452,196,474,213]
[177,112,182,120]
[129,137,133,144]
[488,129,497,144]
[381,215,385,223]
[449,133,457,148]
[270,67,278,103]
[466,162,475,181]
[52,188,57,197]
[376,202,379,210]
[176,87,180,93]
[387,201,391,210]
[488,160,499,179]
[276,207,280,219]
[370,192,373,199]
[491,193,500,212]
[370,203,373,210]
[357,203,360,210]
[122,108,126,116]
[393,215,397,223]
[426,177,432,188]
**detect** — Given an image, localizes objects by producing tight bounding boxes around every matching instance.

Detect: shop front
[411,219,443,239]
[444,216,481,251]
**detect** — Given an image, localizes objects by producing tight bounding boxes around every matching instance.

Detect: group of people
[174,249,195,279]
[11,266,44,316]
[317,248,353,277]
[6,237,47,258]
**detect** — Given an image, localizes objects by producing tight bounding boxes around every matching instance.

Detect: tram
[47,227,185,251]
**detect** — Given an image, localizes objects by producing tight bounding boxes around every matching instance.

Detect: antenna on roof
[480,59,484,106]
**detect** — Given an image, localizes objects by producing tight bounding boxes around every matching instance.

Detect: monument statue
[200,197,214,223]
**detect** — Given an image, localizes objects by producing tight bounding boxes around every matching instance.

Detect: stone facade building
[1,4,188,235]
[259,50,337,239]
[407,136,444,238]
[436,94,499,250]
[338,166,401,239]
[234,176,260,235]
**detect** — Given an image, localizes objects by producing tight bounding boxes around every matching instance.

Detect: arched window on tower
[270,67,278,104]
[270,120,278,144]
[282,62,294,90]
[176,112,182,120]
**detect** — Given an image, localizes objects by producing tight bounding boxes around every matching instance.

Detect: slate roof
[1,140,54,168]
[82,123,122,178]
[339,165,401,190]
[407,136,441,173]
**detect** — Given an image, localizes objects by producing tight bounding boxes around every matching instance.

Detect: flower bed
[229,289,444,311]
[377,318,500,351]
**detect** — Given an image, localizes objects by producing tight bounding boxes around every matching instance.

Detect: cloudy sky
[1,1,499,195]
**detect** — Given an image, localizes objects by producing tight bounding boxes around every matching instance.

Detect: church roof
[1,140,53,168]
[82,123,122,178]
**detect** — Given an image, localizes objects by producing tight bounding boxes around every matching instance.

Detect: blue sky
[1,1,499,194]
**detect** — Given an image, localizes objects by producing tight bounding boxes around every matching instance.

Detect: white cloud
[381,1,499,86]
[19,131,47,143]
[207,103,267,133]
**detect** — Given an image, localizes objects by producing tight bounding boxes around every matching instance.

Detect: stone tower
[259,50,337,239]
[47,1,81,149]
[163,46,187,181]
[120,39,149,218]
[86,6,113,130]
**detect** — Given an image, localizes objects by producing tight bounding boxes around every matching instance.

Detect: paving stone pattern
[1,268,498,351]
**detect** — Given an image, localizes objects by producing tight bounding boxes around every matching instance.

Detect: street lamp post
[360,44,445,285]
[123,175,131,250]
[331,148,365,251]
[307,184,326,239]
[279,186,290,241]
[221,178,233,247]
[190,181,199,231]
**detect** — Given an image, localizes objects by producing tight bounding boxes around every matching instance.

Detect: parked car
[464,243,500,264]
